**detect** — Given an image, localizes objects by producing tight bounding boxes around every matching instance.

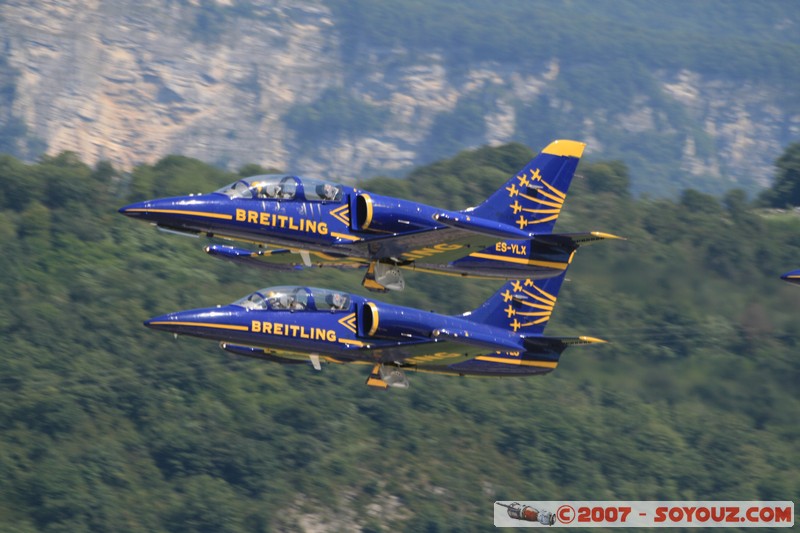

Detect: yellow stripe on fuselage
[126,208,233,220]
[474,356,558,368]
[330,232,361,241]
[467,252,568,269]
[148,321,249,331]
[337,338,367,347]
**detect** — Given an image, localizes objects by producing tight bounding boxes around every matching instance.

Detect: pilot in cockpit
[253,181,281,199]
[326,292,347,310]
[268,291,304,311]
[322,183,339,201]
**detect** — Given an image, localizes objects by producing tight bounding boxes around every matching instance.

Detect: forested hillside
[0,145,798,531]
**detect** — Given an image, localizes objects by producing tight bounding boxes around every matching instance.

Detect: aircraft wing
[350,226,499,263]
[403,335,607,377]
[348,228,624,268]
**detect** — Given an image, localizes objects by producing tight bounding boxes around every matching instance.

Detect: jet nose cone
[144,312,182,332]
[118,200,150,217]
[781,270,800,284]
[144,306,242,337]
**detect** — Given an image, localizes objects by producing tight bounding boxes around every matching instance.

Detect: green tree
[759,142,800,207]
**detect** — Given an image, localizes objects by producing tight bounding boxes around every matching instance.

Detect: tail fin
[468,140,585,234]
[462,270,567,334]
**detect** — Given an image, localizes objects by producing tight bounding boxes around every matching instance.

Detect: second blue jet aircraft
[120,140,620,291]
[145,269,603,388]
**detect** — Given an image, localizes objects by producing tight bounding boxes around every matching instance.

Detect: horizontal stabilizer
[522,335,607,353]
[433,212,532,240]
[532,232,625,250]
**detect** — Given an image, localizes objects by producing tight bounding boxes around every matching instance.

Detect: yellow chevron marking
[337,313,357,334]
[330,204,350,225]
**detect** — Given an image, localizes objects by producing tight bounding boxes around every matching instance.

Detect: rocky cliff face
[2,0,798,194]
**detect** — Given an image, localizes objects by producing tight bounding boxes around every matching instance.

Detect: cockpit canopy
[216,175,343,202]
[234,286,351,312]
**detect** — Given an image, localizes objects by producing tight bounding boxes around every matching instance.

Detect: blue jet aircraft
[781,270,800,285]
[145,270,604,388]
[120,140,620,291]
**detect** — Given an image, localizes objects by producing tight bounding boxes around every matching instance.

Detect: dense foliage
[0,144,798,531]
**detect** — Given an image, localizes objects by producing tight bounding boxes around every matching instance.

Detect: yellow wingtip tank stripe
[590,231,626,240]
[578,336,608,344]
[541,139,586,158]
